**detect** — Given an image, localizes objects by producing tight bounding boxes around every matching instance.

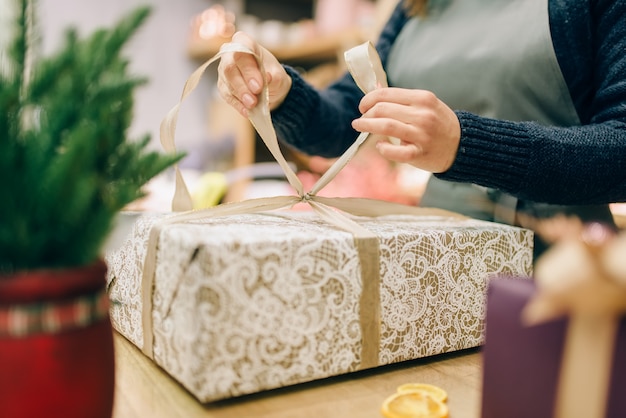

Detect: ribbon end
[172,167,194,212]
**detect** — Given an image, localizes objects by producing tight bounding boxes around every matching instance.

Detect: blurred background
[4,0,621,221]
[1,0,424,210]
[0,0,388,153]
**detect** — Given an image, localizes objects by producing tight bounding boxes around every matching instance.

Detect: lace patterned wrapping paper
[105,210,533,402]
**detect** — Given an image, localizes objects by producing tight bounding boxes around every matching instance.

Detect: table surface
[112,332,483,418]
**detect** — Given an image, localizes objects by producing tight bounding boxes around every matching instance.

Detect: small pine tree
[0,0,183,273]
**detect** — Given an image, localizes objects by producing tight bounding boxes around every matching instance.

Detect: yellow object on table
[191,172,228,208]
[396,383,448,403]
[381,388,449,418]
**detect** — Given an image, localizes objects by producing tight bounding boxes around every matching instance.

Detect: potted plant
[0,1,183,417]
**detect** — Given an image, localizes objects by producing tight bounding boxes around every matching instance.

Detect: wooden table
[112,332,483,418]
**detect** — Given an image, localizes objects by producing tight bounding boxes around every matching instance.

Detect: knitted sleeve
[437,0,626,205]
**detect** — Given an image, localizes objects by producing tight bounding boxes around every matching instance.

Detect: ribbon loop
[161,41,389,214]
[344,41,388,93]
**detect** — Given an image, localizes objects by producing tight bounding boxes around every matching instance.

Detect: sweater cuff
[436,111,533,192]
[270,65,319,148]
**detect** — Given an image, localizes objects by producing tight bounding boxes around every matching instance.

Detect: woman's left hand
[351,87,461,173]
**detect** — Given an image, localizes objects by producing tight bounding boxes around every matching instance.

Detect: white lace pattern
[105,211,533,402]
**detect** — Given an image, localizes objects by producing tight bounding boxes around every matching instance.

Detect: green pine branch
[0,1,184,274]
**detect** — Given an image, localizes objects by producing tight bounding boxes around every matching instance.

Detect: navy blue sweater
[271,0,626,205]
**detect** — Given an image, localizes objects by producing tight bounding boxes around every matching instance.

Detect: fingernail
[242,94,255,108]
[249,79,260,92]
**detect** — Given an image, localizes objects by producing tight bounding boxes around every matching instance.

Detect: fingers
[216,77,249,117]
[375,140,422,164]
[353,89,441,140]
[351,88,461,173]
[231,32,264,95]
[217,31,292,115]
[352,102,423,139]
[358,88,439,114]
[217,32,265,116]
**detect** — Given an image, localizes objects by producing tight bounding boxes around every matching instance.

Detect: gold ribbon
[141,41,463,368]
[522,227,626,418]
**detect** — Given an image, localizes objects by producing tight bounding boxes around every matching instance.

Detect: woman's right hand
[217,31,292,117]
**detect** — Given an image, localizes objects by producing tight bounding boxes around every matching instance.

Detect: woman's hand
[217,31,292,117]
[351,88,461,173]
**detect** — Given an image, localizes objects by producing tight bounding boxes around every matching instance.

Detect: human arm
[438,0,626,205]
[352,0,626,205]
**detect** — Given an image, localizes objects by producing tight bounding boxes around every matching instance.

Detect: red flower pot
[0,260,115,418]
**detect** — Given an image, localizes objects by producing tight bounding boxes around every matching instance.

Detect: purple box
[481,278,626,418]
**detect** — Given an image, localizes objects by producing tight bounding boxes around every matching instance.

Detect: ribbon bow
[523,223,626,418]
[160,41,388,219]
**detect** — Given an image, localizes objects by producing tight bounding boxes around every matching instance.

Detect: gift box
[105,210,533,402]
[481,228,626,418]
[105,40,533,403]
